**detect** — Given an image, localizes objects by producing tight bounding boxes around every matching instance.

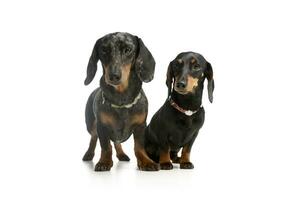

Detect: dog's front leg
[94,123,113,171]
[180,145,194,169]
[159,147,173,170]
[133,124,159,171]
[179,132,198,169]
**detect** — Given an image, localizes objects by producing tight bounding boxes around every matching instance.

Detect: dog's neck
[170,81,204,111]
[100,71,142,106]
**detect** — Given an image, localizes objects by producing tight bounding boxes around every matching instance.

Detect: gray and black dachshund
[82,32,159,171]
[145,52,214,170]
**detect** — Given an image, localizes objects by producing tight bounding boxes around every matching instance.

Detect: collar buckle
[184,110,195,116]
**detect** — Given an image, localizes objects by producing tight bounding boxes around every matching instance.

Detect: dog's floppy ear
[84,39,100,85]
[135,37,156,82]
[205,62,214,103]
[166,61,174,96]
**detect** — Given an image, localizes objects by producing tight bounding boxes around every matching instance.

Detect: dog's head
[84,32,155,91]
[166,52,214,103]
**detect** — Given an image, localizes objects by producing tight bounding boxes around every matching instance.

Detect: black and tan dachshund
[82,32,159,171]
[145,52,214,170]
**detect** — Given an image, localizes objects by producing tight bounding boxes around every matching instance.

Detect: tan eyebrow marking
[191,58,196,64]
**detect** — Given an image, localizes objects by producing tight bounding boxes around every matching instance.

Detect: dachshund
[82,32,159,171]
[145,52,214,170]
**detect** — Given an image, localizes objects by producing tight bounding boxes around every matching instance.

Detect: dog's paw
[160,162,173,170]
[94,162,113,171]
[117,154,130,162]
[138,161,159,171]
[82,152,94,161]
[180,162,194,169]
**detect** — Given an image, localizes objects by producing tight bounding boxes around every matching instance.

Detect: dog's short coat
[145,52,214,170]
[82,32,158,171]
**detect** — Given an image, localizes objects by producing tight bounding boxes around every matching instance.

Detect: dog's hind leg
[134,124,159,171]
[82,123,98,161]
[114,143,130,161]
[170,149,181,163]
[145,144,159,163]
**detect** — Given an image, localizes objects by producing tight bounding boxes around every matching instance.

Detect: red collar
[169,98,200,116]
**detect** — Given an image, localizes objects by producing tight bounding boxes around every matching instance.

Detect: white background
[0,0,299,199]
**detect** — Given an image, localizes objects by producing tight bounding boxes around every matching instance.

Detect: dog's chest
[115,110,145,130]
[176,117,194,129]
[168,114,203,147]
[99,108,146,142]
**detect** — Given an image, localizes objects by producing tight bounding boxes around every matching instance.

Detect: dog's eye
[124,47,132,54]
[192,64,201,71]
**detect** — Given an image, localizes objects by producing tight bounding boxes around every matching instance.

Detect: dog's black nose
[109,74,121,82]
[176,81,186,89]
